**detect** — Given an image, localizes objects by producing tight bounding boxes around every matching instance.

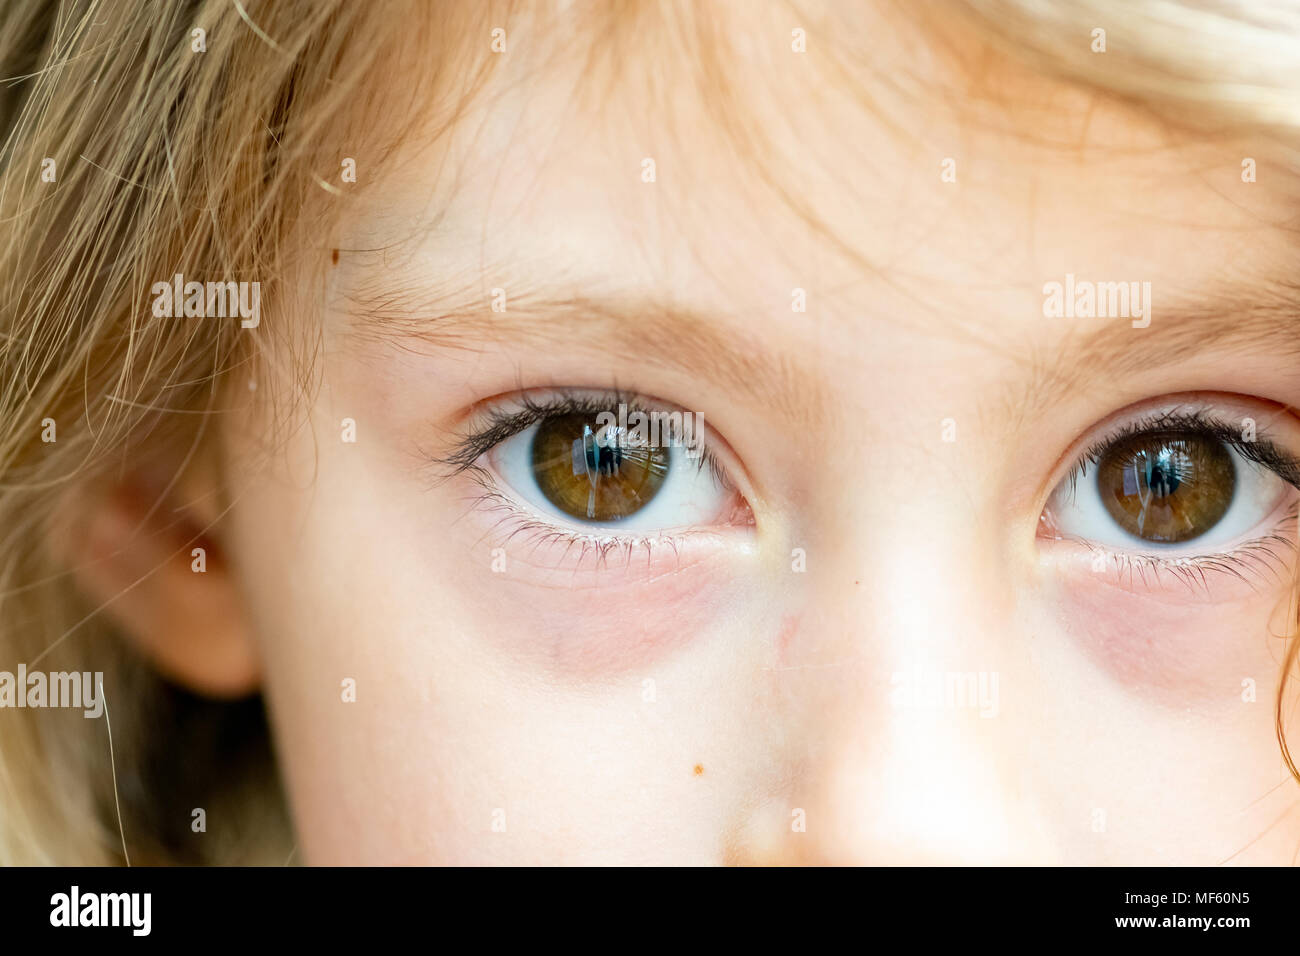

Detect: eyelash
[1065,409,1300,495]
[1051,409,1300,590]
[431,389,733,568]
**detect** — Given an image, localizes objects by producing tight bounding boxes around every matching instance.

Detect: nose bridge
[776,457,1054,863]
[813,444,1007,671]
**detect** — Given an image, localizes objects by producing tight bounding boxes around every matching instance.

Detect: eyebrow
[1037,294,1300,395]
[340,270,1300,434]
[341,284,830,429]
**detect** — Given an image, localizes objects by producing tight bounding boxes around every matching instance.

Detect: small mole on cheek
[331,248,339,265]
[693,764,704,776]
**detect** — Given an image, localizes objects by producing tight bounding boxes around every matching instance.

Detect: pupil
[587,434,624,475]
[1144,449,1181,498]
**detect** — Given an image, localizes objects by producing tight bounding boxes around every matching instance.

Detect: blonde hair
[0,0,1296,864]
[0,0,491,864]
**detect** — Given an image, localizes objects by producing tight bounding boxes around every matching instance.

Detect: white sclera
[1046,441,1288,552]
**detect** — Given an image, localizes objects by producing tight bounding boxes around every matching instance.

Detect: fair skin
[74,9,1300,863]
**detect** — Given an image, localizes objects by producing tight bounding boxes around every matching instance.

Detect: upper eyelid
[433,388,728,482]
[429,390,636,474]
[1060,408,1300,494]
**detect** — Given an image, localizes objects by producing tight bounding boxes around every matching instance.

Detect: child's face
[219,13,1300,863]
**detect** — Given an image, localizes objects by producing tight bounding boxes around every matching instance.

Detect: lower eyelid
[1040,503,1299,604]
[460,475,753,579]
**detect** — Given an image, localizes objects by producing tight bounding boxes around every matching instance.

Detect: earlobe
[60,476,260,699]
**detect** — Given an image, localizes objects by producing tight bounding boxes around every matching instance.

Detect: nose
[734,483,1060,864]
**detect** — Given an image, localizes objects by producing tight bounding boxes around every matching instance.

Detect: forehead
[334,3,1299,406]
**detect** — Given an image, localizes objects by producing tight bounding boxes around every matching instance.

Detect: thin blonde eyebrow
[999,289,1300,423]
[339,285,829,429]
[1072,297,1300,378]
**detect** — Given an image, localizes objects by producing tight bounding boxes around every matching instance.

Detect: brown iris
[1095,431,1234,543]
[530,413,669,522]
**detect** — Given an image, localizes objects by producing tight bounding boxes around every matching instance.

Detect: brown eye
[530,413,669,522]
[1095,432,1235,543]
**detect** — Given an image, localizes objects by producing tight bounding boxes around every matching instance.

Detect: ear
[59,469,259,699]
